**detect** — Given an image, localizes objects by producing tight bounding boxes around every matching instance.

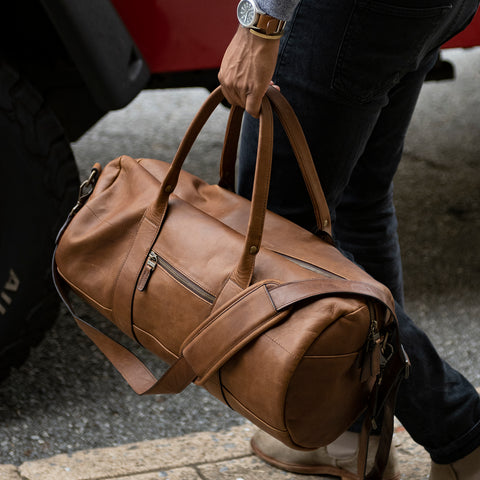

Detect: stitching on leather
[222,385,288,434]
[301,305,370,357]
[303,351,360,359]
[84,204,114,226]
[262,332,302,360]
[218,369,231,409]
[113,344,156,385]
[187,283,266,346]
[200,310,286,378]
[144,216,157,228]
[57,266,113,313]
[261,305,367,360]
[81,156,126,224]
[133,325,178,360]
[343,304,369,318]
[112,212,150,335]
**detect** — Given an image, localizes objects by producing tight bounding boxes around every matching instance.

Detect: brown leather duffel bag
[53,87,408,479]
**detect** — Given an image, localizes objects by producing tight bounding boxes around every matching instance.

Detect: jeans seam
[331,1,451,103]
[331,0,357,93]
[274,0,302,81]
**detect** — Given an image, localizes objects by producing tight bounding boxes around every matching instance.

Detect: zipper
[367,301,380,345]
[137,250,216,304]
[275,252,344,279]
[360,302,382,384]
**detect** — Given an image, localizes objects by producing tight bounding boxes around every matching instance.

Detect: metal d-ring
[69,165,101,217]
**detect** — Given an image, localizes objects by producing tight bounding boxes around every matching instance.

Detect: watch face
[237,0,256,27]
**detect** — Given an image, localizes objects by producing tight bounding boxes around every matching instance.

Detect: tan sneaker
[429,446,480,480]
[251,430,400,480]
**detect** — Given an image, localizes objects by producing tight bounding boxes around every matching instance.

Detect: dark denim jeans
[237,0,480,464]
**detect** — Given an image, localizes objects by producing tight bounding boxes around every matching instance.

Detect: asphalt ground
[0,47,478,466]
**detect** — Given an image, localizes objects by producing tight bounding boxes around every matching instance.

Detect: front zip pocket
[137,251,216,304]
[275,252,344,279]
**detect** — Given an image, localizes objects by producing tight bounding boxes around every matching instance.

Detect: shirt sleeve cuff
[256,0,300,21]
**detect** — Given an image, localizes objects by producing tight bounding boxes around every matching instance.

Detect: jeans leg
[395,304,480,464]
[333,56,439,307]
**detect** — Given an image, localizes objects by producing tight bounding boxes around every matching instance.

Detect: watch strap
[254,13,286,35]
[249,28,283,40]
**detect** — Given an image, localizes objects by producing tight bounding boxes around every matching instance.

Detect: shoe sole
[250,437,401,480]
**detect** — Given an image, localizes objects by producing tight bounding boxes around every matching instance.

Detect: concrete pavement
[1,419,432,480]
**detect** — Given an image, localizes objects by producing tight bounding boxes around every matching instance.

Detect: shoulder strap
[54,248,399,391]
[268,277,395,316]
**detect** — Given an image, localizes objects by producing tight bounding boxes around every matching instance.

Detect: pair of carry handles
[145,86,332,290]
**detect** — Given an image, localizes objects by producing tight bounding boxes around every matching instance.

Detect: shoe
[430,445,480,479]
[250,430,400,480]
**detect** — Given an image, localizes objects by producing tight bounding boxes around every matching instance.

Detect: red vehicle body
[443,8,480,48]
[111,0,238,75]
[110,0,480,75]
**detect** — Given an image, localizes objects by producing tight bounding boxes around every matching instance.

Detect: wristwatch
[237,0,286,37]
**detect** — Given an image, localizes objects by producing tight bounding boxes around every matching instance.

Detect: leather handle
[219,87,332,235]
[229,96,274,287]
[144,87,226,226]
[218,104,244,192]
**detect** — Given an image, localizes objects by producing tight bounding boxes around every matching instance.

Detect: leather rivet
[323,219,329,227]
[164,184,173,193]
[249,245,258,255]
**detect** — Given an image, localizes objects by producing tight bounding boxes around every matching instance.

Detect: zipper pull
[360,305,382,382]
[137,251,158,291]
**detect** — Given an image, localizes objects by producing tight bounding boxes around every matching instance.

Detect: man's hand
[218,26,280,118]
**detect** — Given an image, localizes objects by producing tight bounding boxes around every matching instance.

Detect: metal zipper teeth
[275,252,345,279]
[367,300,380,343]
[154,252,216,304]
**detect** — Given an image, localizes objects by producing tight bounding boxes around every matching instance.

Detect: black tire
[0,62,79,381]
